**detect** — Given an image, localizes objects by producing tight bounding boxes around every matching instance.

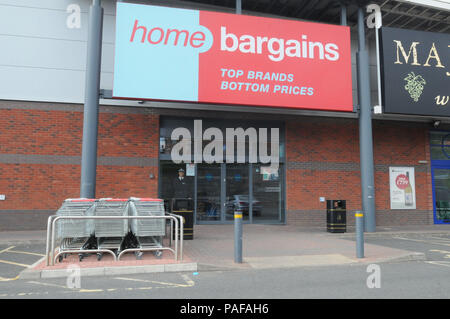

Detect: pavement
[0,224,449,279]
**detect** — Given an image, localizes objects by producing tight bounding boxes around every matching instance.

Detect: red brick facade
[285,117,434,226]
[0,101,437,230]
[0,102,159,230]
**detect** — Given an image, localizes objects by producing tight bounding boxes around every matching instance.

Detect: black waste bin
[171,198,194,240]
[326,200,346,233]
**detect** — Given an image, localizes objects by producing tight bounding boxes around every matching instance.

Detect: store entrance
[432,167,450,224]
[195,163,283,224]
[430,131,450,224]
[159,116,285,224]
[161,162,283,224]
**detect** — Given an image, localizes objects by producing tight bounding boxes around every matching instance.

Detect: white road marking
[113,274,194,288]
[424,261,450,269]
[393,236,450,247]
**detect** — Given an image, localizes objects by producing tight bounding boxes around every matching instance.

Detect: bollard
[355,211,365,258]
[234,208,243,263]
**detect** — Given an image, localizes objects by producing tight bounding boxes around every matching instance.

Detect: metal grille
[94,198,129,237]
[56,198,96,238]
[129,197,166,237]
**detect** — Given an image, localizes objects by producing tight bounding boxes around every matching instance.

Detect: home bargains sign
[113,3,353,112]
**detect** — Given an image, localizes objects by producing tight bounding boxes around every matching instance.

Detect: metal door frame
[195,163,283,225]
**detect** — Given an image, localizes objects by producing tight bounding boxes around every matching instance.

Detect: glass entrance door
[194,163,283,224]
[252,164,282,222]
[225,164,250,221]
[432,168,450,224]
[196,164,222,222]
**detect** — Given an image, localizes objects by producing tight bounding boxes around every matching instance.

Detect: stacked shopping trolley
[56,198,96,262]
[128,197,166,259]
[94,198,129,261]
[54,197,169,262]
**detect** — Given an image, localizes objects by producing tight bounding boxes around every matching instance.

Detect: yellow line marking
[79,289,104,293]
[113,276,193,288]
[0,259,30,268]
[181,274,195,286]
[0,275,19,282]
[355,213,364,217]
[137,287,153,290]
[8,250,45,257]
[27,281,68,289]
[429,249,450,254]
[0,246,15,254]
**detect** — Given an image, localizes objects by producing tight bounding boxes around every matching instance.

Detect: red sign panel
[113,4,353,112]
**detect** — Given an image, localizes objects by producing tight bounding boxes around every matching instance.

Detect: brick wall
[0,101,159,230]
[0,100,438,230]
[286,117,433,227]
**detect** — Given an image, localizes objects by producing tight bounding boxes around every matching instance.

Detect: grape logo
[404,72,426,102]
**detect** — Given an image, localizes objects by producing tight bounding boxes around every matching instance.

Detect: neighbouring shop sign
[113,3,353,112]
[379,27,450,116]
[389,167,416,210]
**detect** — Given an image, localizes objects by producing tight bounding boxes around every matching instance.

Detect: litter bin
[171,198,194,240]
[326,200,346,233]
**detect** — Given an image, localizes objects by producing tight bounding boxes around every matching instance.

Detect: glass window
[434,169,450,222]
[430,132,450,161]
[197,164,221,222]
[252,164,282,222]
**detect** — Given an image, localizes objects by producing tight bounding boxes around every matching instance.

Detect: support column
[340,3,347,26]
[80,0,103,198]
[236,0,242,14]
[356,7,376,232]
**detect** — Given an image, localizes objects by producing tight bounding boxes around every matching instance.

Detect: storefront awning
[178,0,449,33]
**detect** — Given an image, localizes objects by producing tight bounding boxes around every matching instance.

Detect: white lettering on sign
[220,26,340,62]
[128,18,340,63]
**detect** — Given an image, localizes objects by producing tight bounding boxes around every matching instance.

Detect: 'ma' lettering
[393,40,445,68]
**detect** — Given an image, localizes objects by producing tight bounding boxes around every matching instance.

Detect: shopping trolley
[128,197,166,259]
[56,198,97,262]
[94,198,129,261]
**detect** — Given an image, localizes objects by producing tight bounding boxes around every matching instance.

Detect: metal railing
[46,215,182,266]
[166,213,184,261]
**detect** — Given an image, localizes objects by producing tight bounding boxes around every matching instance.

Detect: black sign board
[379,27,450,117]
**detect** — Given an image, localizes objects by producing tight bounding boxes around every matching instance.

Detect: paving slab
[6,223,445,279]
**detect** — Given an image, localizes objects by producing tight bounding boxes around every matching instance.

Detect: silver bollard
[355,211,365,258]
[234,209,243,263]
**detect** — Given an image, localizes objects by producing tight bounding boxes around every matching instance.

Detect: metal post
[355,211,365,258]
[356,7,376,233]
[233,0,243,266]
[80,0,103,198]
[234,209,243,263]
[340,4,347,26]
